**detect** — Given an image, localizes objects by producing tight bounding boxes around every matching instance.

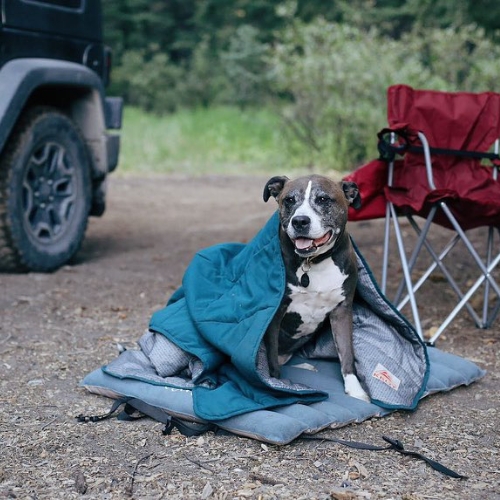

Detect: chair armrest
[417,132,437,190]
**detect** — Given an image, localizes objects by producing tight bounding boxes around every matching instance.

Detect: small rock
[73,470,87,495]
[201,482,213,499]
[236,489,254,498]
[330,486,369,499]
[27,379,44,386]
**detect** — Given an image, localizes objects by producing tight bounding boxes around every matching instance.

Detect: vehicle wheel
[0,106,91,272]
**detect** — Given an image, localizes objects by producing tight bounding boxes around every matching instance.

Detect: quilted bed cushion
[81,347,485,445]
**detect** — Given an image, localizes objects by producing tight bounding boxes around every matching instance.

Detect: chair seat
[347,158,500,231]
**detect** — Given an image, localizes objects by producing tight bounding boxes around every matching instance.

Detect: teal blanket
[101,212,430,421]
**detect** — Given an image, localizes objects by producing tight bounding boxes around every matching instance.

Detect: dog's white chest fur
[287,258,347,338]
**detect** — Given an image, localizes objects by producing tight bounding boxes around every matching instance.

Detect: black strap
[117,403,146,422]
[76,397,133,423]
[77,401,465,478]
[377,129,499,163]
[76,397,216,437]
[162,418,217,437]
[301,434,467,479]
[75,397,145,423]
[408,145,499,161]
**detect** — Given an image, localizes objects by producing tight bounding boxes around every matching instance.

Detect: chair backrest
[388,86,500,230]
[346,85,500,228]
[387,84,500,157]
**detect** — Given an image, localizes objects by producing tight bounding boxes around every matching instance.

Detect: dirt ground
[1,174,499,500]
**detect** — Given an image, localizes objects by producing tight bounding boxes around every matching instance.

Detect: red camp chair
[346,84,500,344]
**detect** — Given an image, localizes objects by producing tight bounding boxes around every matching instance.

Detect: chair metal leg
[487,297,500,328]
[397,232,460,308]
[381,202,392,294]
[401,217,482,326]
[428,251,500,344]
[384,203,499,343]
[483,226,495,325]
[393,209,437,305]
[389,203,424,339]
[382,153,396,295]
[440,203,500,298]
[423,203,500,344]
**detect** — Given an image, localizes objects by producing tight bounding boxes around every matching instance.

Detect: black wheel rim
[22,141,77,244]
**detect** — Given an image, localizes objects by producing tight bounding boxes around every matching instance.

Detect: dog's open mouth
[293,231,333,252]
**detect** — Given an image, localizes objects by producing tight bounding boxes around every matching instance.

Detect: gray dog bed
[81,213,485,444]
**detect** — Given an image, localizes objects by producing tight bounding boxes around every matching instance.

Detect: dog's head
[263,175,361,258]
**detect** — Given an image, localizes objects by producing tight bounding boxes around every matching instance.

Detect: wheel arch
[0,58,110,180]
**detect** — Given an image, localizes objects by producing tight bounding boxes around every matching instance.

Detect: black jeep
[0,0,122,272]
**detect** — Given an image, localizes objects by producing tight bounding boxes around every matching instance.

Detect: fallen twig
[125,453,153,497]
[183,453,215,473]
[41,417,58,431]
[0,332,12,344]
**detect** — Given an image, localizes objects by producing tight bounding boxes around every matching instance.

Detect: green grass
[118,106,298,176]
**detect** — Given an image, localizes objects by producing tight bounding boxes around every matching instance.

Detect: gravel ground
[1,174,499,499]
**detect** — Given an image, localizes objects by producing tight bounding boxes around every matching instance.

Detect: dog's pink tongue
[314,232,331,246]
[295,238,313,250]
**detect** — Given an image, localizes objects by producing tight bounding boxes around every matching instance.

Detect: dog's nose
[292,215,311,231]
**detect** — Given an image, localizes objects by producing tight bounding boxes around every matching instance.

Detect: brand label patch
[372,363,401,391]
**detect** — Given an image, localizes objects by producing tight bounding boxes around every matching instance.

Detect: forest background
[102,0,500,174]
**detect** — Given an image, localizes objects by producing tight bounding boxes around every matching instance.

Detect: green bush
[110,15,500,173]
[112,46,231,113]
[265,18,500,171]
[180,36,234,108]
[401,25,500,92]
[112,49,185,114]
[220,25,271,106]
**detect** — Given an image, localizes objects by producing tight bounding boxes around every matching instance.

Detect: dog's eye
[315,195,332,204]
[283,195,295,206]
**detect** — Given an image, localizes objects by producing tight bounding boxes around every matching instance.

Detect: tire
[0,106,91,272]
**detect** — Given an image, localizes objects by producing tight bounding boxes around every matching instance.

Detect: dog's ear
[341,181,361,209]
[263,176,289,202]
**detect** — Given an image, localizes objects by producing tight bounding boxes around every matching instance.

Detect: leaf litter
[1,175,499,499]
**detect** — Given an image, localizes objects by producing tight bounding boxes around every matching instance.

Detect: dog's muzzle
[289,215,335,255]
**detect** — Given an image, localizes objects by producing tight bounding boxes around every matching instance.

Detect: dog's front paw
[344,374,370,402]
